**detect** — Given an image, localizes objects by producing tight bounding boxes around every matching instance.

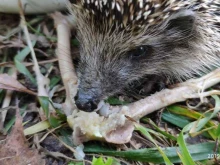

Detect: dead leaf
[0,106,45,165]
[0,74,36,95]
[29,34,50,47]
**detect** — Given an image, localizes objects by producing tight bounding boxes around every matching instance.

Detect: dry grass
[0,10,219,165]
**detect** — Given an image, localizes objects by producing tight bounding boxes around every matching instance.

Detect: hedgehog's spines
[75,0,219,31]
[71,0,220,81]
[70,0,220,111]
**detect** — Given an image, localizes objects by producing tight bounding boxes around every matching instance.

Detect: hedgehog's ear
[166,10,195,36]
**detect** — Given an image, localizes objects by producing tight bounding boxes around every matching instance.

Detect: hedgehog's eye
[129,46,150,58]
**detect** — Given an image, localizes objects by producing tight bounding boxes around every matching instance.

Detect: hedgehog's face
[74,9,197,112]
[75,43,155,111]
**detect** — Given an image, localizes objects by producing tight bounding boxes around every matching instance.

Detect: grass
[0,13,219,165]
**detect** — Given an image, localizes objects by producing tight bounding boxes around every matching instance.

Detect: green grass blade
[141,118,177,141]
[177,132,195,165]
[14,37,37,85]
[14,41,36,61]
[38,96,49,118]
[48,116,62,128]
[105,96,129,105]
[191,95,220,135]
[135,123,173,165]
[58,129,75,147]
[49,76,61,89]
[84,142,216,163]
[162,111,191,128]
[24,120,50,135]
[92,157,105,165]
[3,106,26,133]
[217,123,220,137]
[166,105,217,139]
[68,162,84,165]
[14,58,36,85]
[105,157,114,165]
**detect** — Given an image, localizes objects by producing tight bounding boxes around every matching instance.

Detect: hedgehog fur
[69,0,220,111]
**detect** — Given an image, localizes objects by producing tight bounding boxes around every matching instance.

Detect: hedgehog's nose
[74,91,98,112]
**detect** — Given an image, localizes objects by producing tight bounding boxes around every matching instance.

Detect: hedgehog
[68,0,220,112]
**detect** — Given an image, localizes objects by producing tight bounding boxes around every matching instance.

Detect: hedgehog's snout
[74,90,99,112]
